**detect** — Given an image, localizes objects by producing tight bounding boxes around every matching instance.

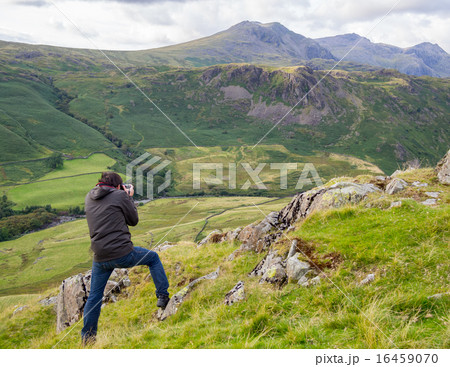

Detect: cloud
[15,0,49,6]
[2,0,449,52]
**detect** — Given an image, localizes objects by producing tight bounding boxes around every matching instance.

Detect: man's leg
[127,247,169,297]
[81,261,113,344]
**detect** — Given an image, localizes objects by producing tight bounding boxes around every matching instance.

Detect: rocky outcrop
[224,281,245,305]
[436,149,450,184]
[278,182,380,230]
[56,269,131,333]
[158,267,220,321]
[385,178,408,195]
[197,230,223,247]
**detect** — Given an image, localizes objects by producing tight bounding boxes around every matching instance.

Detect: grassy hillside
[0,196,290,296]
[0,79,115,162]
[1,40,448,178]
[0,168,448,348]
[3,153,117,209]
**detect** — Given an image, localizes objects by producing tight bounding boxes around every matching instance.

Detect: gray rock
[278,182,381,230]
[249,250,284,277]
[13,306,28,316]
[427,292,449,300]
[224,281,245,306]
[421,199,437,206]
[436,149,450,184]
[39,296,57,307]
[412,181,428,187]
[154,241,175,252]
[425,192,440,198]
[297,270,319,286]
[259,264,287,286]
[389,201,402,208]
[237,212,279,253]
[300,275,321,287]
[287,239,298,258]
[360,273,375,285]
[385,178,408,195]
[56,268,131,333]
[158,267,220,321]
[374,176,387,181]
[225,227,242,242]
[286,253,310,281]
[286,225,296,233]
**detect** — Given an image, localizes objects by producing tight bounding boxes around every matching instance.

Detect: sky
[1,0,449,52]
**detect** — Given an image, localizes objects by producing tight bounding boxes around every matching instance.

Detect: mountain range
[0,20,448,187]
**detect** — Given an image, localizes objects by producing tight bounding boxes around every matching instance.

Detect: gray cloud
[15,0,49,6]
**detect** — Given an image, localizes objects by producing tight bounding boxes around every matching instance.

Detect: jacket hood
[88,185,116,200]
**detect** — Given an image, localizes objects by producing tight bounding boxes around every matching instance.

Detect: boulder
[385,178,408,195]
[197,230,223,247]
[317,182,381,209]
[421,198,437,206]
[278,182,381,229]
[249,250,284,277]
[286,253,310,282]
[259,264,287,287]
[39,296,57,307]
[158,267,220,321]
[56,268,131,333]
[412,181,428,187]
[389,201,402,208]
[436,149,450,184]
[425,192,440,198]
[224,281,245,306]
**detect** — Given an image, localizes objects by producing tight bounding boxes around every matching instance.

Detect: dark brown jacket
[85,185,139,262]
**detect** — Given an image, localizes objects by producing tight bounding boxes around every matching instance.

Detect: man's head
[99,172,123,188]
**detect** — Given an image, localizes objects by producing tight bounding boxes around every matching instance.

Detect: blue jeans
[81,246,169,341]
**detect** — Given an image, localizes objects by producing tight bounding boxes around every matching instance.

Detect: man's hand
[125,184,134,197]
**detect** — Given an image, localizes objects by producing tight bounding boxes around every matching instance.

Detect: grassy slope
[0,80,114,161]
[4,153,117,209]
[0,196,290,296]
[0,168,448,348]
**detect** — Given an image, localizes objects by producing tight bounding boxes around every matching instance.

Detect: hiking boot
[157,295,170,309]
[82,335,96,347]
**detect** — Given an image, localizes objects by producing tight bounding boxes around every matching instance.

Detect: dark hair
[99,172,123,188]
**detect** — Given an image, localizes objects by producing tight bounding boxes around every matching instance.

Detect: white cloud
[1,0,449,52]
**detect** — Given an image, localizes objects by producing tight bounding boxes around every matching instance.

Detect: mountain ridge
[1,21,448,76]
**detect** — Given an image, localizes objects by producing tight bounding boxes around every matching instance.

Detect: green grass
[0,168,448,348]
[4,154,117,209]
[0,196,290,296]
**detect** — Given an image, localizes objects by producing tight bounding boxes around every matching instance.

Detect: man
[81,172,170,345]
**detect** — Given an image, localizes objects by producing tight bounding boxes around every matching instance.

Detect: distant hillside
[315,33,450,77]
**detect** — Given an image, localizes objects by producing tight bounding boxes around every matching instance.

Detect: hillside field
[0,168,448,348]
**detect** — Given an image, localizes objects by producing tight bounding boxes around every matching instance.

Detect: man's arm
[121,192,139,226]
